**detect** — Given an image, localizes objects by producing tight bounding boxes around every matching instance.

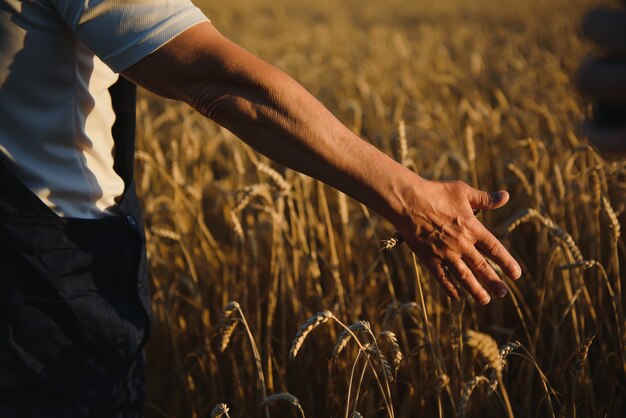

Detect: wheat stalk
[338,190,350,226]
[380,232,404,252]
[215,301,269,418]
[458,375,489,418]
[290,311,394,417]
[221,301,240,318]
[210,403,231,418]
[218,318,239,352]
[230,184,273,239]
[487,341,522,394]
[290,310,334,359]
[150,227,181,241]
[256,162,291,195]
[464,331,515,418]
[379,330,403,376]
[507,163,533,196]
[503,208,542,235]
[601,195,621,243]
[261,393,306,418]
[332,320,371,360]
[571,330,597,381]
[436,373,450,392]
[397,119,408,165]
[560,260,599,270]
[465,330,502,376]
[364,345,394,383]
[230,212,244,241]
[504,208,583,262]
[499,341,522,368]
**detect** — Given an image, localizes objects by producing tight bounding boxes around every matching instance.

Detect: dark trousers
[0,161,151,416]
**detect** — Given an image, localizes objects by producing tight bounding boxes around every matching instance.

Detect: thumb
[466,188,510,210]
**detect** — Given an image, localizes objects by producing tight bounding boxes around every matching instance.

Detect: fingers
[474,223,522,280]
[465,188,509,210]
[427,262,460,301]
[448,259,491,305]
[462,249,509,298]
[576,56,626,103]
[581,8,626,54]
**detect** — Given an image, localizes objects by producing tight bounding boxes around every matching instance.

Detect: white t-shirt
[0,0,208,218]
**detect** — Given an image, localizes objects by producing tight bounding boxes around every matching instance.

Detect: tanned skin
[124,21,522,305]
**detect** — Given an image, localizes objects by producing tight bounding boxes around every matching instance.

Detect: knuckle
[475,257,491,272]
[458,270,475,284]
[449,180,467,192]
[487,241,504,257]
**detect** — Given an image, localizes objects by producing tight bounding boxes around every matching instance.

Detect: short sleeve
[49,0,209,73]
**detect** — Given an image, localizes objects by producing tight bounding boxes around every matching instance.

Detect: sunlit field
[136,0,625,416]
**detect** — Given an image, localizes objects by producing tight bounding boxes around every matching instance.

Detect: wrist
[380,164,430,231]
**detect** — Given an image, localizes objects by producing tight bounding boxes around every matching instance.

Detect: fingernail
[489,191,502,201]
[497,286,508,298]
[480,294,491,305]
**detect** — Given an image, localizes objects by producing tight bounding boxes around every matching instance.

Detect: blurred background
[137,0,624,417]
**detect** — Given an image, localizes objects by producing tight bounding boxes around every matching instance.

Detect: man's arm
[123,21,521,304]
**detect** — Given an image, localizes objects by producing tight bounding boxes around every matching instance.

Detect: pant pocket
[0,233,148,366]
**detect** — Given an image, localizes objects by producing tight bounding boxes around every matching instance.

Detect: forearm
[124,21,521,303]
[188,57,415,224]
[124,22,414,226]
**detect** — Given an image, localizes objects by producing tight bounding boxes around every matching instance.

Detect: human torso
[0,0,208,219]
[0,0,124,218]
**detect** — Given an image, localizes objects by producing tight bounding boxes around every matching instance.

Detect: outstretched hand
[393,177,522,305]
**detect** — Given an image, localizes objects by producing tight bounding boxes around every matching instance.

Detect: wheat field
[135,0,625,416]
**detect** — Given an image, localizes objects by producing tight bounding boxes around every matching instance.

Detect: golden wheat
[290,310,334,360]
[138,1,623,416]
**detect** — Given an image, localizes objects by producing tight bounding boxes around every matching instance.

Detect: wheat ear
[210,403,231,418]
[217,318,239,352]
[332,320,371,360]
[256,162,291,195]
[465,330,502,376]
[380,232,405,252]
[601,195,621,243]
[290,311,334,359]
[571,330,597,381]
[504,208,583,261]
[261,393,306,418]
[458,376,489,418]
[487,341,522,394]
[379,330,403,376]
